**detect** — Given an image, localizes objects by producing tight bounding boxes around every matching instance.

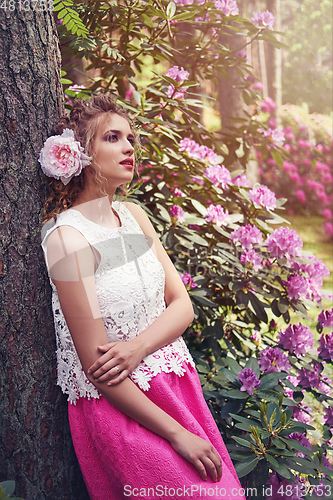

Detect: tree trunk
[217,28,247,135]
[0,8,89,500]
[266,0,282,125]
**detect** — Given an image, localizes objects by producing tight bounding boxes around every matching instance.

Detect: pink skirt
[68,365,246,500]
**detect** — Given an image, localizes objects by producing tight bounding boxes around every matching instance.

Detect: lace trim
[41,201,194,403]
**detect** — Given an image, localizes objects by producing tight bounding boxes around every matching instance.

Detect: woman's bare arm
[88,202,195,384]
[45,225,221,482]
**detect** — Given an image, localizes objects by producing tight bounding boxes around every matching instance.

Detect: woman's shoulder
[121,200,150,225]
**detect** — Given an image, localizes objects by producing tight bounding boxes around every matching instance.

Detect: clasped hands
[87,337,145,385]
[87,338,223,483]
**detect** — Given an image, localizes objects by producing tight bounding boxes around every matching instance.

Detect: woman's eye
[106,134,118,142]
[128,138,134,146]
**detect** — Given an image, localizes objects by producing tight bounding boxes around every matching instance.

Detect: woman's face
[92,113,135,189]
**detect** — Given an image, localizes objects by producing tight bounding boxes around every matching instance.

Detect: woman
[40,95,245,500]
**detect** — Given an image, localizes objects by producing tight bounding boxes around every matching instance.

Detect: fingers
[194,447,222,483]
[200,451,222,483]
[87,343,117,376]
[88,357,115,378]
[97,342,117,352]
[107,369,129,386]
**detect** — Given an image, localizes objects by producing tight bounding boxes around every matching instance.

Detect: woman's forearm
[88,372,222,483]
[133,295,194,358]
[89,371,183,442]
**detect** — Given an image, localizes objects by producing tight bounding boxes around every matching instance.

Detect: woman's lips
[120,158,134,168]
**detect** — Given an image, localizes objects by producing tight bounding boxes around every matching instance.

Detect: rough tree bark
[0,7,89,500]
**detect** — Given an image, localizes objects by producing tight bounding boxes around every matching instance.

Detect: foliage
[281,0,332,114]
[257,100,333,237]
[57,0,333,495]
[0,481,24,500]
[53,0,89,37]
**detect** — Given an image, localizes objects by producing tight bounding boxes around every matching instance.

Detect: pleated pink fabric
[68,365,246,500]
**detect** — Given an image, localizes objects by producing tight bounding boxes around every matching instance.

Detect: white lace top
[40,201,194,404]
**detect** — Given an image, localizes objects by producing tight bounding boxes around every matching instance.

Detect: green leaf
[191,199,207,216]
[166,1,176,19]
[173,11,197,21]
[278,437,312,455]
[270,149,284,169]
[226,356,242,375]
[156,204,171,222]
[235,456,259,477]
[266,455,291,479]
[227,390,249,400]
[244,357,261,378]
[248,292,268,324]
[232,436,253,448]
[0,481,15,496]
[259,372,287,390]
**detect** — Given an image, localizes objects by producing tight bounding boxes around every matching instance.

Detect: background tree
[281,0,332,114]
[0,6,88,500]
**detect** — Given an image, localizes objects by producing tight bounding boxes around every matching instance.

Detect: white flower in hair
[38,128,91,185]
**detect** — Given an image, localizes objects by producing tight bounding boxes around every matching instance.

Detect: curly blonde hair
[42,95,139,223]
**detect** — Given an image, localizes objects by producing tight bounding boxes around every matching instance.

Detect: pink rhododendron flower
[287,432,312,458]
[291,256,330,301]
[167,87,187,100]
[173,187,185,197]
[278,324,314,357]
[249,184,277,210]
[205,204,230,226]
[259,97,276,113]
[265,227,303,259]
[125,89,134,100]
[283,161,297,173]
[64,84,86,106]
[173,0,194,4]
[192,176,205,185]
[318,332,333,361]
[170,205,185,223]
[271,128,285,146]
[215,0,239,16]
[250,330,261,346]
[318,376,332,395]
[166,66,190,82]
[324,406,333,427]
[258,347,291,374]
[237,50,247,61]
[323,221,333,237]
[266,472,304,500]
[204,164,231,188]
[38,129,91,185]
[283,274,309,301]
[237,367,261,395]
[250,81,263,90]
[252,10,275,30]
[179,138,218,164]
[295,189,306,204]
[298,363,321,389]
[318,309,333,328]
[232,173,251,187]
[291,404,312,425]
[166,66,189,99]
[240,248,263,272]
[230,224,263,249]
[180,273,198,289]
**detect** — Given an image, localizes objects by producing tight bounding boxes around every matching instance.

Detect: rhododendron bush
[58,0,333,496]
[257,102,333,239]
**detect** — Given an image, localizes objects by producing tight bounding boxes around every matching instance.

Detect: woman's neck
[70,195,120,228]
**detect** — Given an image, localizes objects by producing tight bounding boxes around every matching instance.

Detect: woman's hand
[169,428,222,482]
[87,338,145,385]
